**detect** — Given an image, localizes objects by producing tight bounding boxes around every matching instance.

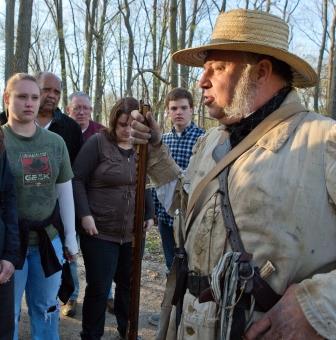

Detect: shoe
[148,313,160,327]
[62,299,77,317]
[106,298,114,314]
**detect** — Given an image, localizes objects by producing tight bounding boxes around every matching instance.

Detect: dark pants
[158,220,176,270]
[80,234,132,340]
[0,276,14,340]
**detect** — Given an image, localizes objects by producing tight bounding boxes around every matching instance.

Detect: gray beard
[223,64,258,120]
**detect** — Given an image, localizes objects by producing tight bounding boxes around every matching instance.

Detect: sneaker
[62,299,77,317]
[106,298,114,314]
[148,313,160,327]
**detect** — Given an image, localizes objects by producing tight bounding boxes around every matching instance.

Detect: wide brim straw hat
[172,9,317,88]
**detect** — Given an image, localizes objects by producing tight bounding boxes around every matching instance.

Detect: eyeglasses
[71,106,92,112]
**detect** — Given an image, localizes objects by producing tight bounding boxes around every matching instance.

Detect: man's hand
[143,218,154,232]
[130,110,161,145]
[81,215,98,236]
[244,284,324,340]
[0,260,15,284]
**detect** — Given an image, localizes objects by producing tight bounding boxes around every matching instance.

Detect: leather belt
[187,273,210,298]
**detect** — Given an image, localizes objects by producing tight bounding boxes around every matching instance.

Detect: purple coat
[82,120,104,142]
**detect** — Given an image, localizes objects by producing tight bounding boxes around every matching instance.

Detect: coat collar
[256,91,307,152]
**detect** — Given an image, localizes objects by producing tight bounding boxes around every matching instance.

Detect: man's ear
[256,59,273,85]
[65,105,70,115]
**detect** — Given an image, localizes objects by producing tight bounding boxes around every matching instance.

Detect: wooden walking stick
[128,99,150,340]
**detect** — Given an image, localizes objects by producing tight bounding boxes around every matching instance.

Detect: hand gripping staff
[127,100,150,340]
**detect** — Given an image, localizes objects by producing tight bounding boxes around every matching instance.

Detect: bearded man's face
[199,50,259,125]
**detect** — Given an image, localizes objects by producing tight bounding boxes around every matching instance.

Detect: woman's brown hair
[104,97,139,140]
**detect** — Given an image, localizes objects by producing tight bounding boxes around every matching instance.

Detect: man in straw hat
[131,8,333,340]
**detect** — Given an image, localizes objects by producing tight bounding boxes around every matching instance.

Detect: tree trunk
[94,1,108,122]
[327,4,336,106]
[14,0,33,73]
[314,0,328,112]
[170,0,178,89]
[55,0,68,108]
[179,0,187,87]
[120,0,134,96]
[83,0,98,94]
[266,0,271,12]
[181,0,199,87]
[330,49,336,118]
[5,0,15,81]
[151,0,158,113]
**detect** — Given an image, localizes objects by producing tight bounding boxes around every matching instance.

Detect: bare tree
[179,0,187,87]
[182,0,202,87]
[139,0,171,117]
[5,0,15,81]
[65,0,84,92]
[119,0,134,96]
[13,0,33,73]
[330,48,336,118]
[266,0,271,12]
[210,0,226,12]
[314,0,328,111]
[170,0,178,88]
[83,0,98,94]
[327,2,336,106]
[55,0,67,108]
[44,0,68,108]
[93,0,108,121]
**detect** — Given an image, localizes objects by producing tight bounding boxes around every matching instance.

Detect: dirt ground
[18,229,166,340]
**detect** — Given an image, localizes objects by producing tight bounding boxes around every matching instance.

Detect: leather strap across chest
[185,102,306,226]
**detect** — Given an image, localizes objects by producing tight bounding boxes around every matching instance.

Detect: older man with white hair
[131,8,334,340]
[66,92,104,142]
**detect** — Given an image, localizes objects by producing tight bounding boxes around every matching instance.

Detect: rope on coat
[211,251,241,340]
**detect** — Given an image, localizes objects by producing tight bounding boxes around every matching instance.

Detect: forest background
[0,0,336,130]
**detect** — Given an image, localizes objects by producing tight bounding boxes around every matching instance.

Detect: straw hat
[172,9,317,88]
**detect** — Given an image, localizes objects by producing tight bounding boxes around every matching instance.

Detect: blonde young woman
[2,73,78,340]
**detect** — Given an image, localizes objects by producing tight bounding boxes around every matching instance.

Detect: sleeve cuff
[147,143,180,186]
[296,280,334,339]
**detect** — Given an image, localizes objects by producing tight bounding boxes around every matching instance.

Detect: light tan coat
[149,91,336,339]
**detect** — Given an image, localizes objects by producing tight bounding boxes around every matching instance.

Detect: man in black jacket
[35,72,83,318]
[35,72,83,164]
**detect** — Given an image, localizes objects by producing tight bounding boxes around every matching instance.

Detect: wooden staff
[128,99,150,340]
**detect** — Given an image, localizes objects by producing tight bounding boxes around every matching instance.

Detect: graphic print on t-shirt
[21,152,52,186]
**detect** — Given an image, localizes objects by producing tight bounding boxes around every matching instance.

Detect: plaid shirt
[153,122,205,226]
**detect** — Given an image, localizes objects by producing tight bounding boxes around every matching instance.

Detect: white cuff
[56,181,78,255]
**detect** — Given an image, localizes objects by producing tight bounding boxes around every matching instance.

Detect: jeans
[0,276,14,340]
[14,236,63,340]
[69,259,80,300]
[158,220,176,270]
[80,234,132,340]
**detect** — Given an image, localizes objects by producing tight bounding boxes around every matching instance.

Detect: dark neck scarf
[227,86,292,148]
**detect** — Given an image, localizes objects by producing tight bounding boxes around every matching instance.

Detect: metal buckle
[239,262,255,281]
